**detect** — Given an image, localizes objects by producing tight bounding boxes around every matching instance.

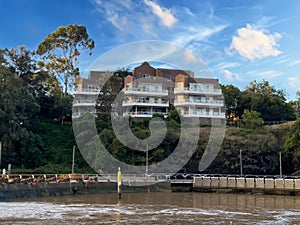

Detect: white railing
[174,99,223,106]
[123,111,168,117]
[174,87,222,94]
[73,100,96,107]
[183,112,226,118]
[75,88,100,92]
[123,99,169,104]
[123,88,168,96]
[124,88,167,93]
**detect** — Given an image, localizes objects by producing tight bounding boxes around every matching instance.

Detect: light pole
[146,144,148,175]
[72,145,75,174]
[279,151,282,177]
[240,149,243,176]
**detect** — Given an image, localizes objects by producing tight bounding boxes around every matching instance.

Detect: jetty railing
[2,173,300,189]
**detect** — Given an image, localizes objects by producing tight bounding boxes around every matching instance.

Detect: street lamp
[146,144,148,175]
[240,149,243,176]
[72,145,76,174]
[279,151,282,177]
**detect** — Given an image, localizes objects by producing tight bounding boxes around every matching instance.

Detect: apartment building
[123,62,225,119]
[73,71,112,118]
[174,75,224,118]
[73,62,225,120]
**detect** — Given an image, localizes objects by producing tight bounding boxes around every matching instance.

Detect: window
[88,85,96,91]
[142,74,150,79]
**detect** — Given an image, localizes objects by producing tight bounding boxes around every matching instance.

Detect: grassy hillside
[12,120,94,174]
[11,120,296,176]
[187,122,294,175]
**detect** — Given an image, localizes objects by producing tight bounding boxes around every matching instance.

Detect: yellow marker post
[117,167,122,199]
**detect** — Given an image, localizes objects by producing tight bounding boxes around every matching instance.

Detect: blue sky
[1,0,300,100]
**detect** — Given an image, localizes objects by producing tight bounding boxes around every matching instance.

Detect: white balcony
[73,100,96,107]
[123,111,168,118]
[123,88,168,96]
[74,91,99,95]
[74,87,101,95]
[174,99,224,107]
[174,87,222,95]
[182,111,225,118]
[123,99,169,107]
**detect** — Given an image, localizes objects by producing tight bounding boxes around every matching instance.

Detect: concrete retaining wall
[219,177,227,188]
[275,179,284,189]
[256,178,265,189]
[193,177,300,192]
[294,179,300,190]
[246,178,255,189]
[265,178,275,189]
[210,177,219,188]
[227,177,236,188]
[236,178,245,189]
[285,179,294,190]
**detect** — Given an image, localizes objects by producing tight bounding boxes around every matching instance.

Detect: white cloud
[257,70,282,78]
[91,0,228,64]
[217,62,240,70]
[92,0,134,32]
[106,9,129,32]
[288,77,300,89]
[182,7,194,16]
[288,60,300,67]
[276,56,289,64]
[221,69,241,81]
[229,24,282,60]
[174,25,228,47]
[144,0,177,28]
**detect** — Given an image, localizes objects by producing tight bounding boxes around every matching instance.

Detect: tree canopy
[37,24,95,95]
[221,80,296,124]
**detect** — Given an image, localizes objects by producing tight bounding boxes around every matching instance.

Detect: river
[1,192,300,224]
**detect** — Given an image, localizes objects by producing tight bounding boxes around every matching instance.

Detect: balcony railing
[123,99,169,106]
[174,99,223,106]
[182,111,226,118]
[174,87,222,94]
[73,100,96,106]
[74,88,99,95]
[123,88,168,96]
[123,111,168,118]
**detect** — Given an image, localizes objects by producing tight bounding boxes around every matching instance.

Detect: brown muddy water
[1,192,300,224]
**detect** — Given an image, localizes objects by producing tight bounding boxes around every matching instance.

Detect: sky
[1,0,300,100]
